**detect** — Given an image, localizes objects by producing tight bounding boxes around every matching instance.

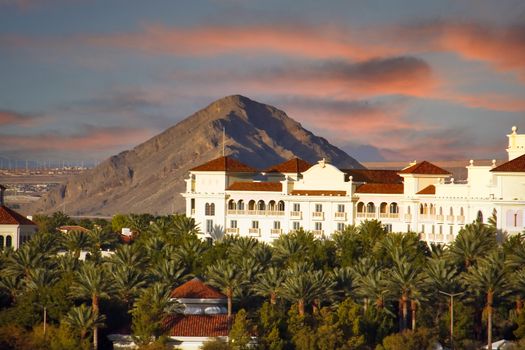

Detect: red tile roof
[417,185,436,195]
[399,161,450,175]
[343,169,402,184]
[227,182,282,192]
[355,183,404,194]
[0,206,36,226]
[171,278,226,299]
[165,314,230,337]
[190,156,257,172]
[264,158,312,173]
[491,154,525,173]
[290,190,346,196]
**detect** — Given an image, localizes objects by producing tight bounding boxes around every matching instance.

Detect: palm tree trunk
[487,291,493,350]
[227,290,233,318]
[411,299,417,330]
[298,298,305,317]
[517,297,523,314]
[270,292,276,305]
[402,294,408,331]
[92,294,99,350]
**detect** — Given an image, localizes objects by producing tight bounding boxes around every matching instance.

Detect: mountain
[31,95,362,216]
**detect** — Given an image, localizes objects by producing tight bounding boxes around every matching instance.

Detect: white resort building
[182,127,525,244]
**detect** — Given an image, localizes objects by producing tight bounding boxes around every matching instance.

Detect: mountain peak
[32,96,362,216]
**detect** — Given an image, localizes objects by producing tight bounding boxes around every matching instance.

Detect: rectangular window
[191,198,195,210]
[449,226,453,235]
[230,220,237,229]
[293,222,300,230]
[315,204,323,212]
[252,221,259,229]
[337,204,345,213]
[293,203,301,212]
[439,226,443,234]
[384,224,392,233]
[337,223,345,232]
[432,225,435,234]
[273,221,281,229]
[422,224,425,233]
[315,222,322,231]
[206,219,213,233]
[407,224,411,232]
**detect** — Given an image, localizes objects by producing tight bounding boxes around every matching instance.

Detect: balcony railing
[379,213,400,219]
[227,210,285,217]
[225,228,239,234]
[334,212,347,220]
[191,208,195,215]
[290,211,302,219]
[436,234,444,241]
[356,212,376,218]
[270,229,282,236]
[312,212,324,220]
[446,215,455,223]
[312,230,324,236]
[456,215,465,224]
[446,234,454,242]
[248,228,260,236]
[420,214,436,221]
[404,214,412,222]
[436,215,444,223]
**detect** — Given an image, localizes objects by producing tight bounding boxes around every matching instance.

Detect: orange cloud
[0,110,37,127]
[84,23,396,61]
[449,93,525,113]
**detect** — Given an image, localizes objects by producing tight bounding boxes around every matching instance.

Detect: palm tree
[252,267,284,305]
[355,269,390,311]
[462,251,509,349]
[172,215,200,235]
[109,264,147,307]
[206,259,245,317]
[4,245,45,279]
[63,304,106,345]
[272,234,308,266]
[0,275,21,303]
[387,255,426,331]
[150,259,188,290]
[449,221,497,269]
[109,244,148,270]
[62,231,91,259]
[70,262,114,350]
[172,237,207,273]
[87,226,117,252]
[331,266,355,301]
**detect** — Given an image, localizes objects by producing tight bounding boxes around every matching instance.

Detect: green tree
[449,221,497,269]
[229,309,252,350]
[253,267,284,305]
[206,259,245,317]
[62,304,105,349]
[379,328,437,350]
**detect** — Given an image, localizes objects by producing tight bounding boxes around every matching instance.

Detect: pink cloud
[0,110,38,127]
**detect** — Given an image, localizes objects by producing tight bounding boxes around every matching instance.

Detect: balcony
[229,209,286,217]
[420,214,436,222]
[334,212,347,220]
[404,214,412,222]
[226,228,239,234]
[379,213,400,220]
[456,215,465,224]
[312,230,324,236]
[446,215,455,223]
[446,234,455,242]
[436,215,444,223]
[270,228,282,236]
[312,212,324,220]
[227,209,244,215]
[248,228,260,237]
[356,212,376,219]
[191,208,195,215]
[436,234,444,242]
[290,211,302,219]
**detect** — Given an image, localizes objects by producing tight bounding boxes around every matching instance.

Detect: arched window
[430,204,436,215]
[238,200,245,210]
[449,207,454,216]
[460,207,464,216]
[357,202,365,213]
[205,203,215,216]
[424,204,428,214]
[268,200,276,211]
[390,203,399,214]
[366,202,375,213]
[278,201,285,211]
[439,207,443,216]
[477,210,483,223]
[257,200,266,211]
[0,236,4,248]
[419,204,424,214]
[6,236,12,248]
[248,200,256,210]
[228,200,236,210]
[380,202,388,214]
[407,206,411,214]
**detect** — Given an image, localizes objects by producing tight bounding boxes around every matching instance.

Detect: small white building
[182,126,525,244]
[0,185,37,249]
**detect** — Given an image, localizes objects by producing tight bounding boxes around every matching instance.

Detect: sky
[1,0,524,166]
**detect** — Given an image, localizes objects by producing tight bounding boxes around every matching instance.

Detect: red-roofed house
[0,185,37,249]
[109,278,231,349]
[183,127,525,244]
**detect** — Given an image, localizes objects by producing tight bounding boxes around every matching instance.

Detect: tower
[507,126,525,161]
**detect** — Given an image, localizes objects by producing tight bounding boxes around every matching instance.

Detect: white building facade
[182,127,525,244]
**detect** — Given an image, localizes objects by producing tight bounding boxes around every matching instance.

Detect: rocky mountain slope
[31,95,362,216]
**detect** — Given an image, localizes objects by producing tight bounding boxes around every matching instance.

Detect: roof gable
[417,185,436,195]
[190,156,257,172]
[399,161,450,175]
[343,169,402,184]
[227,182,282,192]
[171,278,226,299]
[491,154,525,173]
[264,158,312,174]
[0,206,36,226]
[355,183,404,194]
